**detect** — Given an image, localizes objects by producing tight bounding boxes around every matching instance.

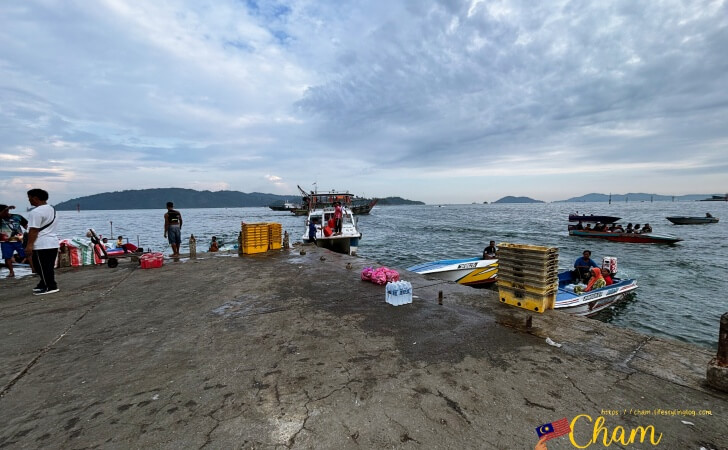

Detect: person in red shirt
[601,268,613,286]
[333,202,343,235]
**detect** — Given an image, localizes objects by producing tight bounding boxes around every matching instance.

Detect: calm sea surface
[51,201,728,350]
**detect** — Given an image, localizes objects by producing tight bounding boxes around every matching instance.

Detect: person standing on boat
[24,189,59,295]
[573,250,598,282]
[333,201,343,235]
[482,241,497,259]
[164,201,183,257]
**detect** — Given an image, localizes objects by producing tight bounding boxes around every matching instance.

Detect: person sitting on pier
[209,236,219,252]
[482,241,497,259]
[573,250,598,282]
[642,223,652,233]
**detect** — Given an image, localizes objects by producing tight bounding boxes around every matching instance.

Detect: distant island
[555,193,725,202]
[54,188,424,210]
[377,197,424,206]
[493,196,544,204]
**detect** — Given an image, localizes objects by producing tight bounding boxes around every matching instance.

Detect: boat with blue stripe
[407,257,498,286]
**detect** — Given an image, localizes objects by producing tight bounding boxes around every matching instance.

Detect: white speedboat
[407,257,498,287]
[554,271,638,316]
[302,205,362,255]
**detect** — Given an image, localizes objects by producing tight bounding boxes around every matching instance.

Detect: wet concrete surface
[0,247,726,449]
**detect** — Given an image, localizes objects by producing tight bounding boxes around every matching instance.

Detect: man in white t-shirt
[24,188,60,295]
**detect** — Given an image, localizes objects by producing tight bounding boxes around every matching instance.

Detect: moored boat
[407,257,498,286]
[568,229,682,244]
[554,271,638,316]
[269,201,300,212]
[666,216,719,225]
[301,204,362,255]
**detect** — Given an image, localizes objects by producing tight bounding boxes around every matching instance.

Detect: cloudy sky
[1,0,727,206]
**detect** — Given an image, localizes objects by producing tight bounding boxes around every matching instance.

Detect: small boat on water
[555,271,638,316]
[301,203,362,255]
[269,201,300,212]
[568,214,621,223]
[407,257,498,286]
[666,216,719,225]
[568,229,682,244]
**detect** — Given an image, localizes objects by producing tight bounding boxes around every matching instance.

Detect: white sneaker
[34,288,60,296]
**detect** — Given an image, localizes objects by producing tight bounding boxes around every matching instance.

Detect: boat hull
[666,216,719,225]
[407,258,498,286]
[555,277,638,317]
[568,229,682,244]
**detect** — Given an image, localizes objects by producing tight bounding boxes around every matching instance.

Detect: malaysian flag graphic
[535,418,571,442]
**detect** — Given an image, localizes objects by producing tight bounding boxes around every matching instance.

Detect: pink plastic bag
[361,267,373,281]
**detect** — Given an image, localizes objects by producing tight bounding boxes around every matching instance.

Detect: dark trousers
[33,248,58,290]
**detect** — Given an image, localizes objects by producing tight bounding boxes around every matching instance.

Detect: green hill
[377,197,425,205]
[493,196,544,204]
[55,188,297,211]
[556,193,717,202]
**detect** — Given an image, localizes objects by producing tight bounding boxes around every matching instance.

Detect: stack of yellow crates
[240,222,270,254]
[267,222,282,250]
[497,243,559,313]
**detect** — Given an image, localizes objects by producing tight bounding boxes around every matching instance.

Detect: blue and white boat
[554,271,638,316]
[407,257,499,287]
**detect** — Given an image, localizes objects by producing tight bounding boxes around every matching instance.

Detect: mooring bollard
[438,291,443,305]
[707,312,728,392]
[283,231,290,249]
[718,312,728,366]
[189,234,196,259]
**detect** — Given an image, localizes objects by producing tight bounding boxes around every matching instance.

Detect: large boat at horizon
[291,185,378,216]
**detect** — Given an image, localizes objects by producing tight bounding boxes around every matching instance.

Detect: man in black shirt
[483,240,497,259]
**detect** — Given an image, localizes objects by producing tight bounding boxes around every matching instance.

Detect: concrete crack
[0,268,138,400]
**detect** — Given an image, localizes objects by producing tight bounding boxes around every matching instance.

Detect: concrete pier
[1,247,726,449]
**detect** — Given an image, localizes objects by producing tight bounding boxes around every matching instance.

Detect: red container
[140,252,164,269]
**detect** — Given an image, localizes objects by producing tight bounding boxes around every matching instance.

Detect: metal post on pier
[707,312,728,392]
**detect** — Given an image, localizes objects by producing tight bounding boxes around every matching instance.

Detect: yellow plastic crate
[498,278,558,294]
[498,286,556,313]
[266,222,282,249]
[499,242,558,254]
[242,243,268,254]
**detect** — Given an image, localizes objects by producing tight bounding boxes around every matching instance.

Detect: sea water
[14,201,727,350]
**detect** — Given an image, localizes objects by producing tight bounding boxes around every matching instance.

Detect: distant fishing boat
[292,185,378,216]
[268,201,300,212]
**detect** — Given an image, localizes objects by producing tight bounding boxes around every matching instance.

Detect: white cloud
[0,0,726,205]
